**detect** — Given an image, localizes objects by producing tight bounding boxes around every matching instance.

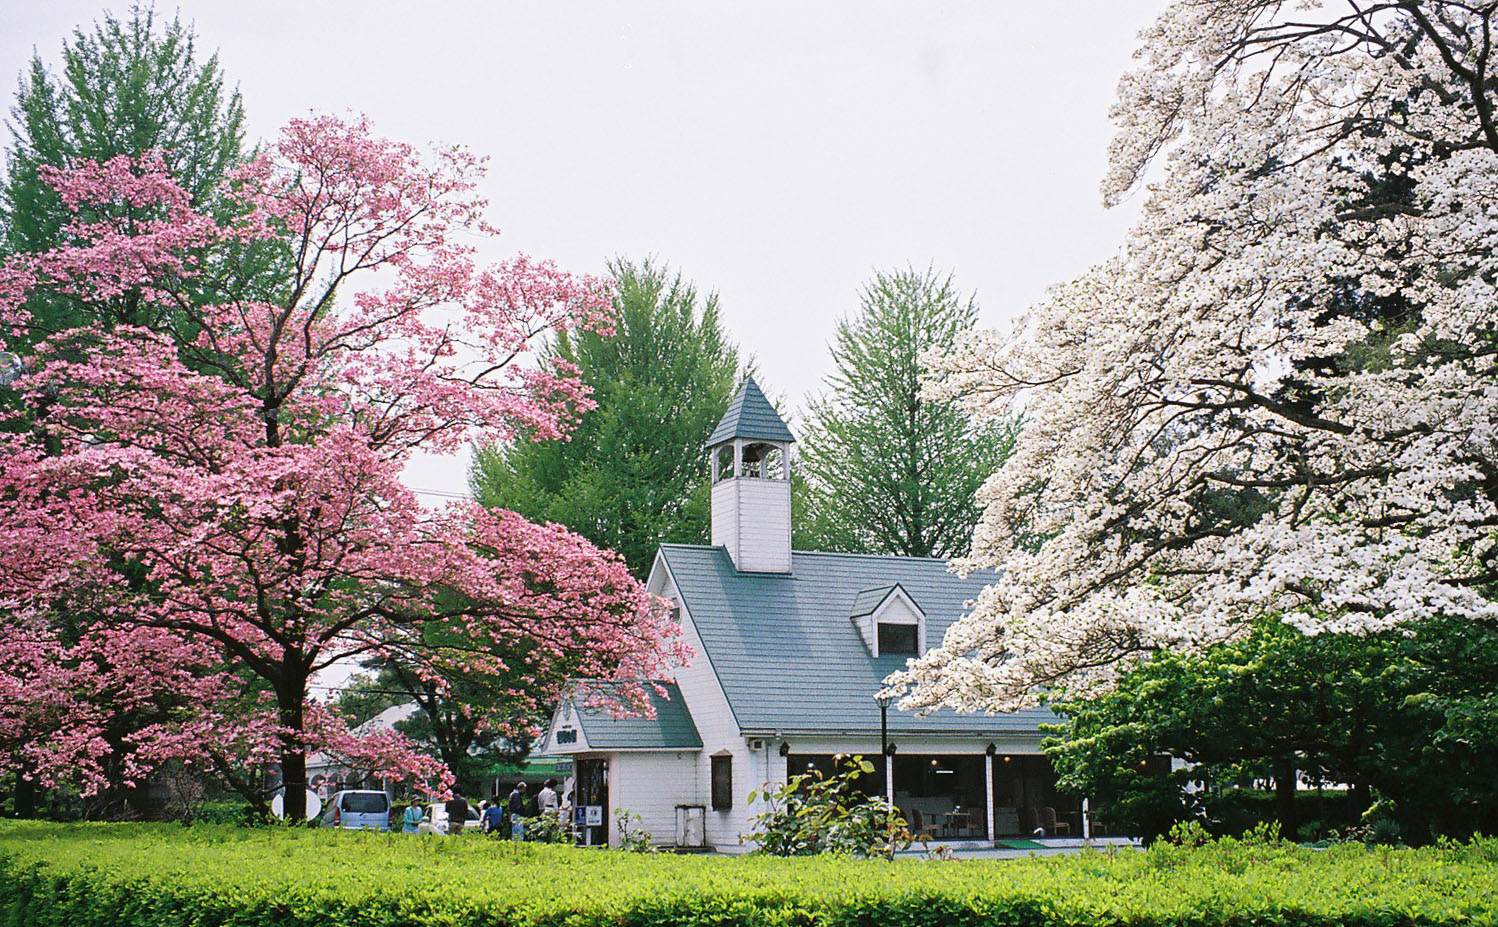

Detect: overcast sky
[2,1,1168,496]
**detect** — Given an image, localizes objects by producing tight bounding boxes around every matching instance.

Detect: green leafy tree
[1046,619,1498,843]
[796,267,1018,558]
[471,257,743,577]
[2,5,247,339]
[335,615,571,797]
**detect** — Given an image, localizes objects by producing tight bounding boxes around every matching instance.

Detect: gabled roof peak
[707,376,795,446]
[849,583,923,620]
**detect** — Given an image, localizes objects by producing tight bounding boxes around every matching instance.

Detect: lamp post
[873,692,895,858]
[873,693,891,758]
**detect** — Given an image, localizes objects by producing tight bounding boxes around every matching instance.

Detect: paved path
[896,837,1141,860]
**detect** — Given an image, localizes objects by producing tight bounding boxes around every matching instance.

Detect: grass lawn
[1,820,1495,926]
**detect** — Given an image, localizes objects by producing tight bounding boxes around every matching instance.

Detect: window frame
[877,622,920,656]
[710,753,733,811]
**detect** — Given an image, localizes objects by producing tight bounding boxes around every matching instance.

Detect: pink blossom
[0,115,682,813]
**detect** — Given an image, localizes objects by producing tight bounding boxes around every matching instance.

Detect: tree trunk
[1349,781,1371,821]
[277,677,308,823]
[13,770,35,819]
[1272,757,1298,836]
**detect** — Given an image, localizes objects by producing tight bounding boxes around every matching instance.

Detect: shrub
[0,821,1494,927]
[524,810,574,844]
[614,808,653,852]
[747,754,913,858]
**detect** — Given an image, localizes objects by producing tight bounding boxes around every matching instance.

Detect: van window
[341,792,389,813]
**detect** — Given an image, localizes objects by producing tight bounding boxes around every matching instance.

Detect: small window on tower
[556,727,578,745]
[760,446,784,479]
[877,623,919,656]
[740,442,784,479]
[714,445,734,483]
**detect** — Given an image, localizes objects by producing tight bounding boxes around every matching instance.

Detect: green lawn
[1,821,1494,926]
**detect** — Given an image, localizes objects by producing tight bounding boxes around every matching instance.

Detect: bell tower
[707,377,794,573]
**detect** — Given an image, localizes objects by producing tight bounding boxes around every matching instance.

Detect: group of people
[397,778,564,840]
[480,778,562,840]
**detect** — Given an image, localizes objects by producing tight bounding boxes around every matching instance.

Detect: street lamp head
[873,692,893,709]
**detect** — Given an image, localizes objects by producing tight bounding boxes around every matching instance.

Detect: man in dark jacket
[444,794,469,835]
[507,781,529,841]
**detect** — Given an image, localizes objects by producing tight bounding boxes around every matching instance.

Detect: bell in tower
[706,377,794,573]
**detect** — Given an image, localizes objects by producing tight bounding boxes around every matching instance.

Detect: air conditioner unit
[747,738,766,751]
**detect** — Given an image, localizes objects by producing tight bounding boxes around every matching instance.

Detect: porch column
[884,753,894,805]
[1082,797,1091,841]
[985,753,995,841]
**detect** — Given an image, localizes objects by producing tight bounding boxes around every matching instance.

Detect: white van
[420,801,482,835]
[321,790,391,831]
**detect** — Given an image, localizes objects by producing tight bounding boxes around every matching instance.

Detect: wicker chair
[1040,806,1071,836]
[909,809,941,840]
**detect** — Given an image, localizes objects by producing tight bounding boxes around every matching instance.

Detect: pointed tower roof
[707,376,795,446]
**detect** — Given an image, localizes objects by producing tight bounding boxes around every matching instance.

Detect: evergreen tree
[1,5,247,338]
[471,258,743,577]
[796,267,1018,559]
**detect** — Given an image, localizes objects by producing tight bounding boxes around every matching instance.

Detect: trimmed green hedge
[0,821,1494,927]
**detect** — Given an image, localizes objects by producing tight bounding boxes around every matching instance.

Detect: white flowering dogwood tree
[891,1,1498,713]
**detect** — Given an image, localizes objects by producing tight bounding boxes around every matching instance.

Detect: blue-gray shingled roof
[572,682,703,749]
[658,545,1056,736]
[706,376,796,446]
[849,585,907,619]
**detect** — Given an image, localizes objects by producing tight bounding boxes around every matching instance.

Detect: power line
[408,486,472,500]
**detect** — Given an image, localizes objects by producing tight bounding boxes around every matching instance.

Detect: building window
[711,754,733,810]
[556,728,577,745]
[878,623,919,656]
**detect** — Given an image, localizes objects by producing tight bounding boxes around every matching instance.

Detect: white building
[539,377,1083,850]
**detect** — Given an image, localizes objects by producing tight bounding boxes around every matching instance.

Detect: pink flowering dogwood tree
[0,115,685,818]
[891,2,1498,714]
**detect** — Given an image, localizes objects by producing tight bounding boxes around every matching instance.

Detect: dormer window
[850,584,927,657]
[877,622,919,655]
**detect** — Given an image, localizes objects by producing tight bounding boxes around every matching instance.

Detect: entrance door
[575,758,609,846]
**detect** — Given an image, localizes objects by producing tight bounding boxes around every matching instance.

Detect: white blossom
[891,1,1498,713]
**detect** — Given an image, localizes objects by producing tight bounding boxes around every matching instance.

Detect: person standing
[507,781,529,841]
[444,794,469,835]
[481,799,504,836]
[401,801,423,834]
[538,779,560,820]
